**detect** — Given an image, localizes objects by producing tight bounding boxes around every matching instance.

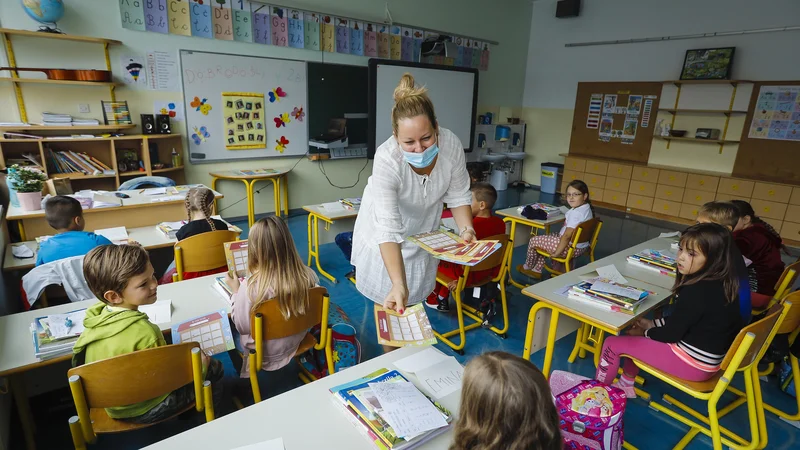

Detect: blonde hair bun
[393,73,427,103]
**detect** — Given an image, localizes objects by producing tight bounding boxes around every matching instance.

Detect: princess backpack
[550,370,627,450]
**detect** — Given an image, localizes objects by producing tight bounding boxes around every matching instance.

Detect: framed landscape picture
[680,47,735,80]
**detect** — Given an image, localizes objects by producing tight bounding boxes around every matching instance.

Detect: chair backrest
[573,218,602,246]
[174,230,240,273]
[773,260,799,298]
[720,302,787,371]
[466,234,510,273]
[67,342,199,408]
[250,286,328,340]
[777,291,800,335]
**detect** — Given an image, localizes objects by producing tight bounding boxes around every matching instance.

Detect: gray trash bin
[540,162,564,194]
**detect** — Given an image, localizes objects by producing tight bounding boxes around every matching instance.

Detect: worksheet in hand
[180,50,308,163]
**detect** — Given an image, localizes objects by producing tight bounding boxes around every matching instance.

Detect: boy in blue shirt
[36,196,113,266]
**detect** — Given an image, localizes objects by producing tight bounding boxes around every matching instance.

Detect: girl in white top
[352,73,474,316]
[519,180,595,278]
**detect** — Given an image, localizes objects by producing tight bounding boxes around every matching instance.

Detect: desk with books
[0,274,232,450]
[302,201,359,284]
[5,185,223,241]
[495,205,567,289]
[521,237,678,377]
[142,346,462,450]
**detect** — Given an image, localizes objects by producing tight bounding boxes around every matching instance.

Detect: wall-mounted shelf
[153,166,184,174]
[0,78,118,87]
[656,136,740,145]
[659,109,747,116]
[663,80,753,87]
[0,28,122,45]
[0,124,136,133]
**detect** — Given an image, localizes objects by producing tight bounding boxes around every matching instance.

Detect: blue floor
[18,187,800,449]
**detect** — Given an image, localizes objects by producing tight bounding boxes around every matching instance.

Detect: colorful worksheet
[171,310,235,355]
[374,304,437,347]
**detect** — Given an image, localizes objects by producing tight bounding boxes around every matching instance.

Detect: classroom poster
[288,9,304,48]
[586,94,602,129]
[251,3,270,44]
[321,15,335,52]
[222,92,266,150]
[603,94,617,113]
[641,99,653,128]
[364,23,378,57]
[627,95,643,116]
[120,55,147,87]
[463,40,473,68]
[623,119,638,139]
[599,115,613,137]
[144,0,168,34]
[119,0,146,31]
[748,85,800,141]
[390,26,402,60]
[336,18,350,54]
[401,27,413,61]
[167,0,191,36]
[454,37,464,67]
[471,40,482,68]
[232,1,252,43]
[377,24,390,58]
[413,29,423,62]
[480,43,491,71]
[350,21,364,56]
[271,7,288,46]
[304,13,320,51]
[190,0,213,38]
[212,2,233,40]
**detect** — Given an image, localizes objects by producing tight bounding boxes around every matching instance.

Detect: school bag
[299,303,361,379]
[550,370,627,450]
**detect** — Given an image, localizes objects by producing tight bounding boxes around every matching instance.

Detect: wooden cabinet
[631,166,660,183]
[627,194,654,211]
[718,178,755,198]
[686,174,720,193]
[679,203,702,221]
[607,163,632,179]
[761,217,783,234]
[791,187,800,206]
[585,160,608,175]
[628,180,657,197]
[585,174,606,190]
[563,170,584,183]
[784,205,800,224]
[590,188,605,202]
[565,157,587,172]
[716,193,750,203]
[749,199,787,221]
[655,185,685,202]
[602,190,627,207]
[657,170,688,188]
[781,221,800,241]
[652,199,682,215]
[605,176,630,193]
[752,182,793,203]
[682,189,716,206]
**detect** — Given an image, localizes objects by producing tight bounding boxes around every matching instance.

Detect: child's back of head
[697,201,739,230]
[45,195,84,232]
[185,186,217,228]
[450,351,562,450]
[247,216,318,320]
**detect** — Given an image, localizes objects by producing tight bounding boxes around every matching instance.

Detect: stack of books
[339,198,362,210]
[331,369,452,449]
[41,112,72,126]
[210,276,234,305]
[627,249,677,277]
[567,280,649,315]
[31,309,85,360]
[71,118,100,126]
[44,148,115,176]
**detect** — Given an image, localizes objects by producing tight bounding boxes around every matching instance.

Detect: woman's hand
[460,228,477,243]
[383,284,408,314]
[224,272,241,294]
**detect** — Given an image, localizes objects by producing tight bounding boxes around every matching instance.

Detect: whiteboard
[369,60,478,156]
[180,50,309,163]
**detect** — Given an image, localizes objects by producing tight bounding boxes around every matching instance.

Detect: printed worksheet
[171,309,235,355]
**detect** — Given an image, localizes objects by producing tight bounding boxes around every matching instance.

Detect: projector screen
[368,60,478,158]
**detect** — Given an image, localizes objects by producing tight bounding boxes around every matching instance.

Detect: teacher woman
[352,73,475,316]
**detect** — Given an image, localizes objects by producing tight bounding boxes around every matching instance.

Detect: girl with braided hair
[175,187,228,241]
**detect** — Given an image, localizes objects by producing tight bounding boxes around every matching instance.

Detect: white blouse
[352,127,472,305]
[560,203,594,249]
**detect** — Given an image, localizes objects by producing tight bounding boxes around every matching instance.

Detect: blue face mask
[403,141,439,168]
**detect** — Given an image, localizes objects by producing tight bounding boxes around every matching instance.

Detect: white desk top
[5,185,223,220]
[302,204,359,221]
[521,237,678,333]
[495,206,566,226]
[0,274,231,376]
[143,346,461,450]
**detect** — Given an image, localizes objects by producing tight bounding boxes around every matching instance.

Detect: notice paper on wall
[641,99,653,128]
[586,93,602,129]
[146,50,179,91]
[748,85,800,141]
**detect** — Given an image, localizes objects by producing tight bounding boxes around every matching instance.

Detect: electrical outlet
[78,103,90,113]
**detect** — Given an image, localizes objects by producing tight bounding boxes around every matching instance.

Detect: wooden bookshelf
[656,136,740,145]
[153,166,184,174]
[0,28,122,45]
[658,109,748,115]
[0,124,136,133]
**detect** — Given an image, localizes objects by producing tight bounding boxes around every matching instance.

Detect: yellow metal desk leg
[307,212,314,267]
[211,177,219,214]
[523,301,547,360]
[505,219,527,289]
[17,221,27,242]
[543,308,560,378]
[246,179,256,227]
[271,178,280,218]
[11,374,36,450]
[309,214,337,283]
[282,174,289,216]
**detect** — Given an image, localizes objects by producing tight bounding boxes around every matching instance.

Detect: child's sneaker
[481,300,496,328]
[436,295,450,312]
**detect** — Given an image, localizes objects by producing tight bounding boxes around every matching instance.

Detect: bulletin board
[732,81,800,184]
[568,82,663,163]
[180,50,309,163]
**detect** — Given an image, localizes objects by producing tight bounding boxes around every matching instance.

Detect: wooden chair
[67,343,213,449]
[627,302,790,450]
[247,286,334,402]
[432,234,512,355]
[751,259,799,315]
[537,218,603,276]
[172,230,240,282]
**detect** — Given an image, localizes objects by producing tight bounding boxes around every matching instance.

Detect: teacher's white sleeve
[371,152,405,244]
[442,134,472,208]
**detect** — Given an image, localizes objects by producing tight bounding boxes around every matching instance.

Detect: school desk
[5,186,223,241]
[495,206,566,289]
[209,169,290,227]
[302,204,359,283]
[142,346,461,450]
[0,274,232,450]
[521,236,677,378]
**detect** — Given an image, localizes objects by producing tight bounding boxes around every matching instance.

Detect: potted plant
[7,165,47,211]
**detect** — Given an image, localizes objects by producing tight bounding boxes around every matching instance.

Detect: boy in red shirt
[426,183,506,321]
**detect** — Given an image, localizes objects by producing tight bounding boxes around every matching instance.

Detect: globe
[21,0,65,25]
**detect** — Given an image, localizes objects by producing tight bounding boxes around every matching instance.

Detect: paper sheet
[230,438,285,450]
[590,281,645,301]
[47,310,87,338]
[659,231,681,238]
[368,381,448,438]
[11,245,34,259]
[595,265,628,284]
[416,357,464,399]
[151,195,185,202]
[393,347,450,373]
[321,201,345,211]
[140,300,172,324]
[142,187,167,195]
[95,226,129,245]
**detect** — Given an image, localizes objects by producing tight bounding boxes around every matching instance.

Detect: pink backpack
[550,370,627,450]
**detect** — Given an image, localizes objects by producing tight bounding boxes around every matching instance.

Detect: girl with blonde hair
[226,216,319,377]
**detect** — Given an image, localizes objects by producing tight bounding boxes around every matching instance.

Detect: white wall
[524,0,800,109]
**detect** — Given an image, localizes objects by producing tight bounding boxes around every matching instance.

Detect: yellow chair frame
[536,218,603,276]
[432,234,512,355]
[67,343,213,450]
[247,287,334,402]
[752,262,799,315]
[629,302,790,450]
[172,230,240,282]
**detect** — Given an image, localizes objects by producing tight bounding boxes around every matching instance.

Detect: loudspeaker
[556,0,581,18]
[141,114,156,134]
[156,114,171,134]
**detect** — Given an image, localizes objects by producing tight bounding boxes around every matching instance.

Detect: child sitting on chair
[518,180,594,279]
[731,200,786,306]
[450,351,562,450]
[425,183,506,319]
[226,216,319,377]
[72,244,224,424]
[36,196,112,266]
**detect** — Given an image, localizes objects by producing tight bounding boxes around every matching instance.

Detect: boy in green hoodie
[73,244,223,424]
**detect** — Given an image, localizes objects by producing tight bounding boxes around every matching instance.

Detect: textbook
[339,197,362,209]
[407,230,500,267]
[567,280,650,316]
[374,304,437,347]
[627,249,677,277]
